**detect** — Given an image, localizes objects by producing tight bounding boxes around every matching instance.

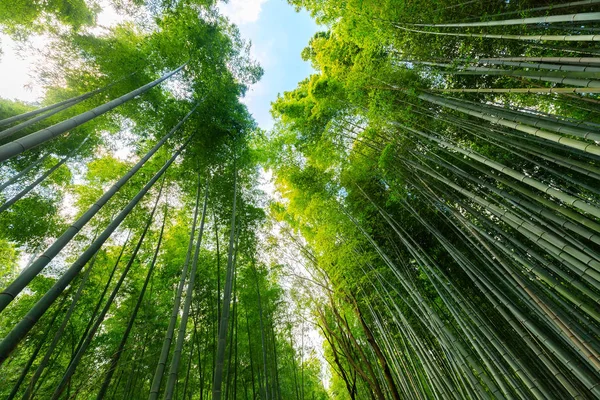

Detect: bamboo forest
[2,0,600,398]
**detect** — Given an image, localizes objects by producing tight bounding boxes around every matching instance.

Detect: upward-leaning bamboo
[148,172,203,400]
[459,0,600,21]
[213,157,238,400]
[0,104,198,313]
[50,177,165,400]
[163,179,209,400]
[0,137,89,213]
[0,76,125,129]
[0,134,193,364]
[419,93,600,156]
[394,24,600,42]
[0,71,138,139]
[0,154,49,192]
[21,232,131,400]
[0,64,185,163]
[96,202,169,400]
[411,12,600,28]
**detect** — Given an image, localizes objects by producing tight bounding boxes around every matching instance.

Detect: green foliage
[0,2,326,399]
[266,0,600,399]
[0,0,98,39]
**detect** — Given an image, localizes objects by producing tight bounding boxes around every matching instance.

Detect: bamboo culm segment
[0,64,185,163]
[95,203,168,400]
[51,178,165,400]
[0,104,198,313]
[0,137,89,214]
[163,181,209,400]
[0,71,138,129]
[0,134,193,364]
[411,12,600,28]
[148,173,203,400]
[213,158,238,400]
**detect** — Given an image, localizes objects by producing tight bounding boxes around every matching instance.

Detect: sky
[219,0,319,130]
[0,0,327,382]
[0,0,320,131]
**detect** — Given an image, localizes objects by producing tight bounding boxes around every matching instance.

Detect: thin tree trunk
[0,105,198,313]
[0,137,89,213]
[163,179,209,400]
[411,12,600,27]
[0,135,191,364]
[0,153,49,192]
[6,294,67,400]
[349,295,402,400]
[394,24,600,42]
[50,178,166,400]
[149,171,203,400]
[212,157,239,400]
[0,64,185,162]
[96,201,169,399]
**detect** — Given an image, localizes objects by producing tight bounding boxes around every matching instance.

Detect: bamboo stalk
[395,24,600,41]
[411,12,600,28]
[0,134,193,365]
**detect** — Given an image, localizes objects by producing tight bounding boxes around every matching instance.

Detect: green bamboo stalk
[148,173,203,400]
[213,157,239,400]
[438,95,600,142]
[22,232,131,400]
[50,177,166,400]
[401,123,600,220]
[423,147,600,256]
[416,179,587,398]
[456,214,600,372]
[163,180,209,400]
[412,180,600,354]
[461,0,600,21]
[451,69,600,88]
[432,87,600,93]
[0,137,89,213]
[410,61,600,87]
[419,93,600,157]
[476,60,600,72]
[395,24,600,42]
[411,12,600,27]
[342,208,504,398]
[0,134,192,364]
[0,104,197,313]
[96,202,169,400]
[441,95,600,139]
[373,206,527,398]
[0,153,49,192]
[0,71,138,129]
[0,64,185,163]
[416,179,594,397]
[478,57,600,65]
[406,160,600,287]
[0,102,74,141]
[6,294,68,400]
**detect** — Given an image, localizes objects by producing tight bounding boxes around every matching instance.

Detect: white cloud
[218,0,269,25]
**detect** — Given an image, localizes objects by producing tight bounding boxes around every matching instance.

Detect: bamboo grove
[0,1,326,399]
[264,0,600,399]
[2,0,600,399]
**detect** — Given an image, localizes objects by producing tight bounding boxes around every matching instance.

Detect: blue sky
[219,0,320,130]
[0,0,319,131]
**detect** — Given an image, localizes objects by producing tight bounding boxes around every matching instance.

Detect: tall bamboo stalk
[148,172,203,400]
[163,179,209,400]
[0,64,185,162]
[213,157,239,400]
[0,134,192,364]
[0,104,197,313]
